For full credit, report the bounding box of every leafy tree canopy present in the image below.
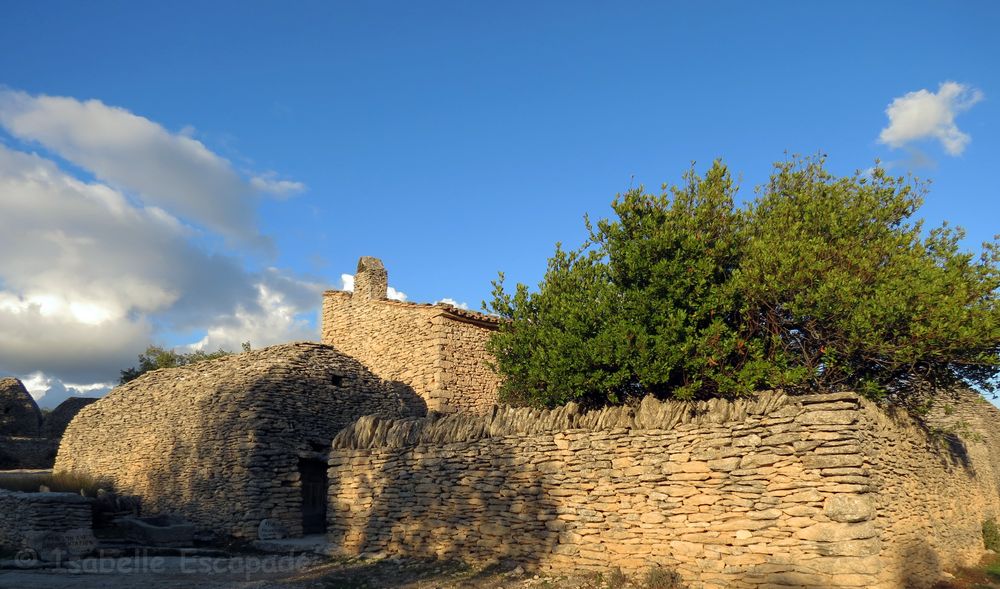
[486,156,1000,408]
[118,342,250,385]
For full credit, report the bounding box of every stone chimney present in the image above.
[353,256,388,301]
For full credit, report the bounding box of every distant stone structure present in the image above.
[0,377,41,437]
[322,256,501,414]
[41,397,100,439]
[55,342,426,538]
[0,378,91,469]
[327,390,1000,589]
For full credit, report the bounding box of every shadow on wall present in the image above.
[160,366,426,538]
[59,343,427,540]
[327,431,563,567]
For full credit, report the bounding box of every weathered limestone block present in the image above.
[824,495,874,523]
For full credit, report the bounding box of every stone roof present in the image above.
[0,377,41,437]
[323,289,501,325]
[69,341,425,420]
[333,390,794,450]
[41,397,99,439]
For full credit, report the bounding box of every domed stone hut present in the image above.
[41,397,99,439]
[0,377,41,437]
[55,342,426,538]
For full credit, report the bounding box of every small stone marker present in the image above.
[62,528,97,557]
[23,530,68,562]
[258,518,286,540]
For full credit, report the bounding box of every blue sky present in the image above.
[0,2,996,406]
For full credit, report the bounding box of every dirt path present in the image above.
[0,556,611,589]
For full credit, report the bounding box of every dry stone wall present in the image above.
[42,397,99,439]
[321,257,500,414]
[323,291,442,407]
[860,392,1000,588]
[437,315,500,413]
[0,437,59,470]
[55,342,426,539]
[0,379,93,469]
[327,391,1000,589]
[0,490,92,550]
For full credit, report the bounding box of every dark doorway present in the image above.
[299,458,328,535]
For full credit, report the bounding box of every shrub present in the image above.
[605,566,628,589]
[119,343,249,384]
[644,566,685,589]
[486,156,1000,408]
[984,518,1000,552]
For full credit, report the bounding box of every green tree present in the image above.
[118,342,250,385]
[486,156,1000,408]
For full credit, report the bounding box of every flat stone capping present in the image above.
[332,390,794,449]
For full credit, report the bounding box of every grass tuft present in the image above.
[0,471,112,497]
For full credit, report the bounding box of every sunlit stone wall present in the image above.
[55,342,426,539]
[321,256,500,414]
[327,391,1000,589]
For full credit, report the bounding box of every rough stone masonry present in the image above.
[55,342,427,538]
[326,390,1000,589]
[321,257,501,414]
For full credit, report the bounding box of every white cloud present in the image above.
[187,270,324,352]
[19,372,112,409]
[250,173,306,198]
[436,298,470,310]
[0,90,304,245]
[879,81,984,156]
[339,273,408,301]
[0,91,322,390]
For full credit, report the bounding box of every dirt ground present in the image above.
[931,553,1000,589]
[7,552,1000,589]
[0,555,640,589]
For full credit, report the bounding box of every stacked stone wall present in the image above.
[327,391,1000,589]
[437,316,500,413]
[55,342,426,539]
[0,490,92,549]
[0,436,59,470]
[323,292,442,407]
[321,290,500,414]
[42,397,100,439]
[860,393,1000,587]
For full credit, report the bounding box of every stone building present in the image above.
[41,397,100,439]
[0,377,41,437]
[322,256,501,414]
[55,342,426,538]
[0,377,60,469]
[0,381,97,469]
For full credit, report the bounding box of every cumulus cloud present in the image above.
[186,270,325,352]
[0,89,303,245]
[0,90,322,402]
[339,273,408,301]
[879,82,984,156]
[436,298,470,310]
[20,372,112,409]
